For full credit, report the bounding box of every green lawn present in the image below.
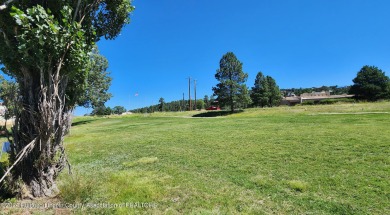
[4,102,390,214]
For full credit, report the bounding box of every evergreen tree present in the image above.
[266,76,282,107]
[212,52,250,112]
[349,65,390,101]
[158,97,165,112]
[250,72,269,107]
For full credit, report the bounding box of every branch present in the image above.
[72,0,81,22]
[78,0,101,25]
[0,137,37,184]
[0,0,16,11]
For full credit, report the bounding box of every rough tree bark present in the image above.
[9,60,72,198]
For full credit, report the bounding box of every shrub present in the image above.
[318,98,355,105]
[302,100,315,105]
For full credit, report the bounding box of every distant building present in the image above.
[0,102,6,117]
[281,91,354,106]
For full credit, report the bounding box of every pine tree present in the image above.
[250,72,269,107]
[349,65,390,101]
[212,52,250,112]
[266,76,282,107]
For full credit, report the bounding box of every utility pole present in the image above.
[188,77,191,111]
[194,79,197,110]
[182,93,185,112]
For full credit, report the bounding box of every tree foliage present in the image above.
[0,76,18,119]
[113,106,126,115]
[250,72,281,107]
[91,105,113,116]
[266,76,282,107]
[131,99,194,113]
[212,52,250,112]
[158,97,165,112]
[77,47,112,108]
[250,72,269,107]
[349,65,390,101]
[0,0,134,198]
[196,99,205,110]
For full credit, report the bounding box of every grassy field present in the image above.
[2,102,390,214]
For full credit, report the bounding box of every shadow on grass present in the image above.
[71,118,98,127]
[192,110,244,117]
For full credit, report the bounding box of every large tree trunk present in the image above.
[8,66,71,198]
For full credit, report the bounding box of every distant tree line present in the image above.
[129,97,215,113]
[113,62,390,114]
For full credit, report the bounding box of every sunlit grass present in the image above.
[4,102,390,214]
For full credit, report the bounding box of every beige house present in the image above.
[281,91,354,106]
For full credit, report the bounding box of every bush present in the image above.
[318,98,355,105]
[302,98,355,105]
[302,100,315,105]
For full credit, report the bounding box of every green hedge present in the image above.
[302,98,355,105]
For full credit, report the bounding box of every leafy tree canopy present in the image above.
[113,106,126,115]
[349,65,390,101]
[77,47,112,108]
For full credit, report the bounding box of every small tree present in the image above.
[158,97,165,112]
[113,106,126,115]
[196,99,205,110]
[349,65,390,101]
[212,52,250,112]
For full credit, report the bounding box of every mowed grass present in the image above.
[58,102,390,214]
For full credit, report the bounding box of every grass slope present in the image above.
[4,102,390,214]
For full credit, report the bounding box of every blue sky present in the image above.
[77,0,390,115]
